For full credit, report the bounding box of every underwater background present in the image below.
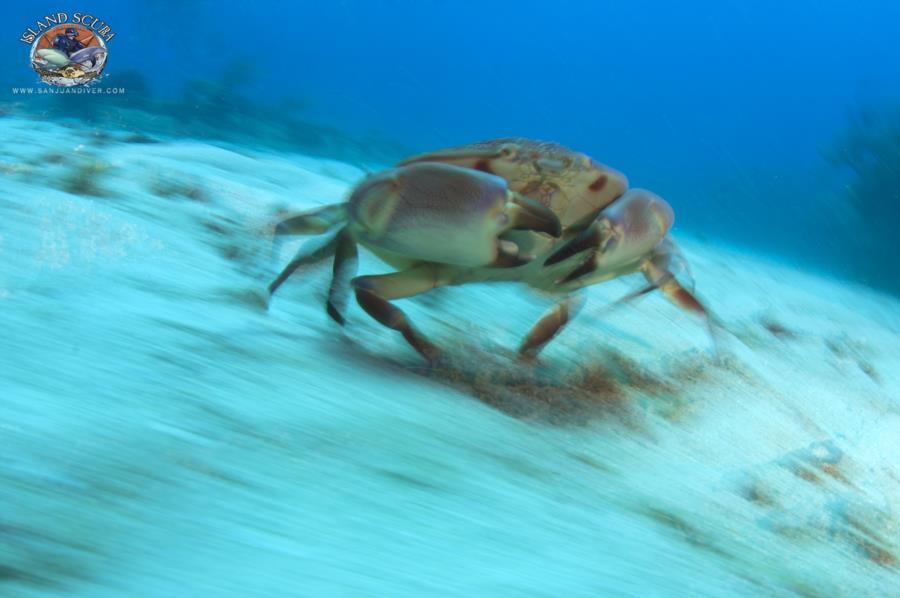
[3,1,900,596]
[7,0,900,290]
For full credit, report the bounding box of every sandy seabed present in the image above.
[2,115,899,596]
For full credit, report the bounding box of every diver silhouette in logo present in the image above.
[53,27,85,57]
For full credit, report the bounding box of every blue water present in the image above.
[9,0,900,283]
[3,1,900,596]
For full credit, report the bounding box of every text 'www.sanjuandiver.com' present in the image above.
[11,86,126,94]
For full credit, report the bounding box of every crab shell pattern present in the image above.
[399,137,629,229]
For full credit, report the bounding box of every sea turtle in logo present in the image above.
[30,23,108,87]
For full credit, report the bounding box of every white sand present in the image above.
[2,116,899,596]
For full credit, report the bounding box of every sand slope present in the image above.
[2,116,899,596]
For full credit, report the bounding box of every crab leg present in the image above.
[268,203,349,295]
[274,203,347,236]
[587,239,719,352]
[268,231,341,298]
[351,264,447,361]
[641,252,720,352]
[518,294,586,360]
[325,229,358,325]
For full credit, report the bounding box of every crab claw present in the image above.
[595,188,674,269]
[540,189,674,291]
[545,189,673,271]
[506,192,562,237]
[346,162,558,268]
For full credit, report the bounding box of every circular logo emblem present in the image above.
[30,23,108,87]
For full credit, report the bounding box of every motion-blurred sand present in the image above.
[2,116,899,596]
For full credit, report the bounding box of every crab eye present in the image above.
[499,144,516,158]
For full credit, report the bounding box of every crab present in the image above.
[267,138,713,361]
[268,161,563,360]
[397,138,713,354]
